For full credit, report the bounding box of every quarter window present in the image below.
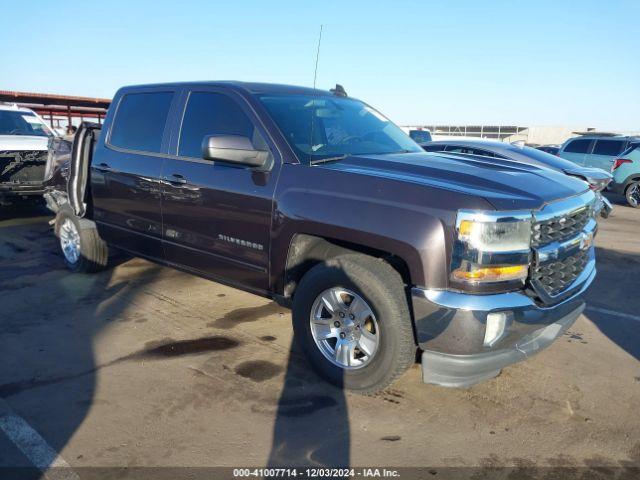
[563,139,591,154]
[592,139,626,156]
[179,92,267,159]
[109,92,173,153]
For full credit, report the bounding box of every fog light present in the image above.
[484,312,508,347]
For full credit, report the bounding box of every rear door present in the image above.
[587,138,627,171]
[160,87,281,292]
[559,138,593,165]
[91,88,177,260]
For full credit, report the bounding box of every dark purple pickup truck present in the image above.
[44,82,598,393]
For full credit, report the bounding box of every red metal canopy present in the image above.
[0,90,112,128]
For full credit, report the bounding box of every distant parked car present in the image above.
[610,143,640,208]
[408,129,432,143]
[536,145,560,155]
[421,139,613,217]
[558,134,639,172]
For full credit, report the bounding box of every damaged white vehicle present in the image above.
[0,103,58,206]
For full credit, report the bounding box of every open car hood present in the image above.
[0,135,49,151]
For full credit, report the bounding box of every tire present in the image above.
[292,253,416,393]
[55,206,109,273]
[625,181,640,208]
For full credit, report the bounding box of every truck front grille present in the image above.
[528,191,596,301]
[532,248,590,297]
[531,205,591,247]
[0,150,48,185]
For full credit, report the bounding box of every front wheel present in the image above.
[625,181,640,208]
[292,254,416,393]
[55,207,109,273]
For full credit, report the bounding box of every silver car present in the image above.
[421,139,613,217]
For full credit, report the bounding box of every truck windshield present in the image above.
[258,94,422,163]
[0,110,51,137]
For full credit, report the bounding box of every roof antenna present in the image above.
[308,25,323,160]
[313,25,323,89]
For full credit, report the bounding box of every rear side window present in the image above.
[592,139,626,156]
[621,144,640,158]
[179,92,264,159]
[409,130,432,143]
[563,139,591,154]
[109,92,173,153]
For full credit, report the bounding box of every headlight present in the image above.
[452,210,532,289]
[457,213,532,252]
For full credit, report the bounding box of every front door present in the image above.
[91,89,177,260]
[160,89,280,292]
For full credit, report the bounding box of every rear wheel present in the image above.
[292,254,416,393]
[625,181,640,208]
[55,207,108,273]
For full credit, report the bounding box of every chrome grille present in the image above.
[529,191,596,300]
[531,206,591,248]
[532,248,589,296]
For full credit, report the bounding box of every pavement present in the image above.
[0,196,638,479]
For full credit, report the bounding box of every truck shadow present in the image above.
[582,246,640,362]
[1,204,351,475]
[268,339,349,468]
[0,204,160,478]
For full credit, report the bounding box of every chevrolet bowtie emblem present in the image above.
[580,231,594,251]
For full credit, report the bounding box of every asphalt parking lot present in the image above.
[0,196,638,479]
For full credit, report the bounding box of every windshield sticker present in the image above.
[22,115,42,125]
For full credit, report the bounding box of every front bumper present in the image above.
[609,181,627,196]
[412,259,595,388]
[0,184,44,196]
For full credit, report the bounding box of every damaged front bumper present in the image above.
[412,261,595,388]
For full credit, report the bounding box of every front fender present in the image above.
[269,165,494,293]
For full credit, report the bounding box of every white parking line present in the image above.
[0,398,79,480]
[586,306,640,323]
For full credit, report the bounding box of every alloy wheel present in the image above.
[60,219,81,264]
[309,287,380,369]
[628,183,640,207]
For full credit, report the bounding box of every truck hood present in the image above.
[317,152,589,211]
[0,135,49,151]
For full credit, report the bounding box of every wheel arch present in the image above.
[279,233,415,300]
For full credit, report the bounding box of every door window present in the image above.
[109,92,174,153]
[179,92,267,159]
[592,139,626,156]
[563,139,591,154]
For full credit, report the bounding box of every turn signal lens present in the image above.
[452,264,528,282]
[458,219,474,237]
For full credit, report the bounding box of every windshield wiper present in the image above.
[309,155,349,165]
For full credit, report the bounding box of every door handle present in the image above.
[168,173,188,185]
[94,162,113,172]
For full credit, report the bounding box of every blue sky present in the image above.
[2,0,638,129]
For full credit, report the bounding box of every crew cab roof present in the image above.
[118,81,333,97]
